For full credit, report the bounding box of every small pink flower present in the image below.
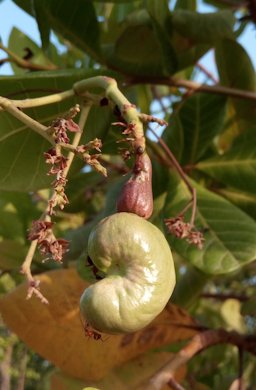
[47,188,69,215]
[165,215,205,249]
[44,148,58,164]
[66,119,80,133]
[49,239,69,262]
[52,175,68,188]
[28,220,54,241]
[187,230,205,250]
[165,216,191,239]
[87,138,102,152]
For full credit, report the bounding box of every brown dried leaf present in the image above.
[0,268,197,381]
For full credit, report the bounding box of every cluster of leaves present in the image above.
[0,0,256,388]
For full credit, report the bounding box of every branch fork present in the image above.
[0,75,202,302]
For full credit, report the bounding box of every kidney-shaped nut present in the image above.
[80,212,176,334]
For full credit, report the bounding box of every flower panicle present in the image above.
[48,104,81,144]
[28,220,69,263]
[76,138,107,177]
[164,215,205,250]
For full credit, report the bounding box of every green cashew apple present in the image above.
[80,212,175,334]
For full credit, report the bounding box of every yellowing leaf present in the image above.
[220,299,246,333]
[0,268,197,381]
[50,351,186,390]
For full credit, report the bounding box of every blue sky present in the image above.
[0,0,255,77]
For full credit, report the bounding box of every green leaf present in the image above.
[175,41,209,72]
[216,38,256,91]
[0,120,51,192]
[174,0,196,11]
[196,131,256,194]
[162,93,227,164]
[216,188,256,220]
[147,0,178,75]
[96,0,142,33]
[8,27,56,74]
[44,0,101,61]
[0,240,26,271]
[215,39,256,125]
[172,10,235,44]
[101,8,235,76]
[0,207,24,241]
[0,69,116,192]
[93,0,140,2]
[12,0,33,14]
[163,173,256,274]
[204,0,243,8]
[104,23,169,77]
[172,265,210,308]
[65,171,106,214]
[135,85,153,114]
[220,299,246,333]
[0,191,40,233]
[161,112,184,162]
[66,218,98,263]
[32,0,51,51]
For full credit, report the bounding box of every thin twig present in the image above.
[0,332,14,390]
[211,0,246,8]
[64,103,92,174]
[201,292,250,302]
[196,63,219,84]
[148,126,196,226]
[16,346,28,390]
[20,239,49,304]
[0,97,54,144]
[168,377,185,390]
[151,85,170,115]
[10,90,75,109]
[20,240,40,283]
[126,76,256,101]
[238,347,244,390]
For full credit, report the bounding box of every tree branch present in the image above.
[126,77,256,101]
[138,329,256,390]
[196,62,219,84]
[0,97,54,144]
[10,89,75,109]
[201,292,250,302]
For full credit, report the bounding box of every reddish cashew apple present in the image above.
[80,212,176,334]
[117,152,153,219]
